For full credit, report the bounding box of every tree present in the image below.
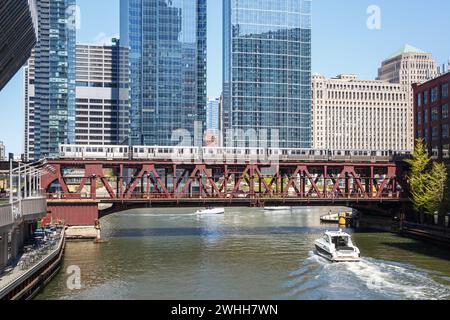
[405,139,448,215]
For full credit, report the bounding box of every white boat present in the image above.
[314,229,361,263]
[264,206,291,211]
[196,208,225,215]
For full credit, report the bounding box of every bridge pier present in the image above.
[0,232,8,272]
[46,202,99,226]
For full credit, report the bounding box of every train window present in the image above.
[87,148,92,152]
[67,147,72,152]
[140,148,144,153]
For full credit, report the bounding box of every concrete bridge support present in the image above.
[11,224,24,260]
[0,232,9,272]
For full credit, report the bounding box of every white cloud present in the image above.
[92,32,119,45]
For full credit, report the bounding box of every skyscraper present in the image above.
[223,0,312,148]
[0,0,38,91]
[74,41,130,146]
[26,41,130,160]
[377,44,438,151]
[32,0,77,159]
[120,0,207,146]
[206,98,220,132]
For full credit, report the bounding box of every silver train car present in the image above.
[59,145,410,163]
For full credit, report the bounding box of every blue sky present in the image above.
[1,0,450,155]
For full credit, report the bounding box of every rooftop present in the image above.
[389,44,427,59]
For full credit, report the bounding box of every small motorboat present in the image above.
[264,206,291,211]
[314,229,361,263]
[320,212,339,223]
[196,207,225,215]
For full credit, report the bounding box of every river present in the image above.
[36,207,450,300]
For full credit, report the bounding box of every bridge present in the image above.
[41,159,409,226]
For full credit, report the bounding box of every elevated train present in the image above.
[59,144,410,163]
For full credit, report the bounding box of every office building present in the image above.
[0,142,5,161]
[223,0,312,148]
[120,0,207,146]
[312,74,409,151]
[0,0,38,90]
[32,0,77,159]
[414,72,450,160]
[377,44,438,150]
[26,41,130,160]
[75,41,129,145]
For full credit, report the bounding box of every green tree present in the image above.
[405,139,448,215]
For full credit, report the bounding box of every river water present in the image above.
[37,207,450,300]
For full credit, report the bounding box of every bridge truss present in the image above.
[42,160,407,204]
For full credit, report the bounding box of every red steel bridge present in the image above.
[41,159,409,226]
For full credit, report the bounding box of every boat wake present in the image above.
[280,251,450,300]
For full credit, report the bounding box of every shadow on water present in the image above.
[381,240,450,262]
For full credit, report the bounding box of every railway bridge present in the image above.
[40,158,410,226]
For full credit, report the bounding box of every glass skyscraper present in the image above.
[121,0,207,146]
[33,0,76,159]
[223,0,312,148]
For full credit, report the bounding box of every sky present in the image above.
[1,0,450,155]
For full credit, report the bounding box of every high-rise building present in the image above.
[0,0,38,91]
[414,73,450,161]
[74,41,129,145]
[26,41,130,160]
[24,56,36,161]
[0,141,5,161]
[205,97,221,146]
[377,44,438,151]
[223,0,312,148]
[120,0,207,146]
[32,0,77,159]
[312,74,409,151]
[206,98,220,132]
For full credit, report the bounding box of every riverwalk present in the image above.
[0,227,65,300]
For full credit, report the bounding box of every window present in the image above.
[443,125,450,139]
[424,110,429,123]
[424,91,429,105]
[432,127,439,140]
[443,83,449,98]
[431,87,439,102]
[417,112,422,124]
[432,108,439,121]
[418,93,423,107]
[443,104,449,119]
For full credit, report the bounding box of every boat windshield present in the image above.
[332,236,350,249]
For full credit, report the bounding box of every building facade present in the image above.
[312,74,409,151]
[414,72,450,160]
[32,0,77,159]
[120,0,207,146]
[0,142,5,161]
[0,0,38,91]
[74,42,129,146]
[377,44,438,151]
[223,0,312,148]
[26,41,130,160]
[206,98,220,132]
